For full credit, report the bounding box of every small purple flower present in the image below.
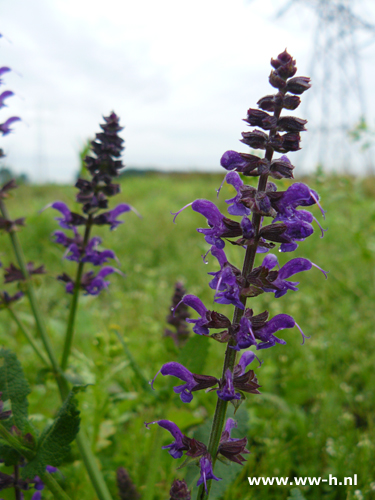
[175,295,210,335]
[233,316,257,350]
[47,202,86,229]
[145,420,189,459]
[92,203,136,230]
[255,313,307,349]
[151,362,198,403]
[150,361,219,403]
[259,254,328,297]
[172,199,242,249]
[196,455,221,492]
[0,116,20,136]
[217,368,241,401]
[207,247,244,310]
[0,90,14,109]
[83,266,118,295]
[225,172,250,216]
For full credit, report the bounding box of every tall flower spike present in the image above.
[154,50,325,497]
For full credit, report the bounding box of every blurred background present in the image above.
[2,0,375,183]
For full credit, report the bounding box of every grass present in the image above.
[0,171,375,500]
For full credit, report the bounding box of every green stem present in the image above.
[41,473,72,500]
[7,307,49,366]
[60,217,92,371]
[1,200,113,500]
[197,96,286,500]
[0,199,62,390]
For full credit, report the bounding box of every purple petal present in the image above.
[223,418,237,436]
[110,203,132,218]
[210,246,228,268]
[192,199,223,226]
[197,455,221,492]
[181,295,207,317]
[145,419,186,459]
[261,254,278,270]
[278,257,312,279]
[237,351,256,375]
[259,314,295,336]
[220,150,245,170]
[0,67,11,78]
[217,369,241,401]
[0,90,14,108]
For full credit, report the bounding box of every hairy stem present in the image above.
[60,217,92,371]
[7,307,49,366]
[14,464,21,500]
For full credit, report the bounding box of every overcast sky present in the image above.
[1,0,375,183]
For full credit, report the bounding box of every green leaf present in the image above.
[21,386,84,479]
[0,443,21,466]
[177,334,209,374]
[0,348,31,432]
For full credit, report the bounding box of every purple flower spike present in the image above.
[0,90,14,109]
[225,171,250,216]
[145,420,188,459]
[217,369,241,401]
[197,455,221,492]
[0,116,20,136]
[151,362,198,403]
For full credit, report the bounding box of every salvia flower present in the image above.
[152,50,325,493]
[217,418,250,465]
[169,479,191,500]
[116,467,140,500]
[164,282,191,347]
[145,420,221,491]
[45,113,138,296]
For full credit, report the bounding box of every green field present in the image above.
[0,172,374,500]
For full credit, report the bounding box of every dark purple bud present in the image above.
[285,76,311,95]
[259,222,289,243]
[277,116,307,133]
[257,94,277,112]
[270,50,297,79]
[270,132,301,153]
[165,282,191,347]
[0,290,24,307]
[169,479,191,500]
[4,262,45,283]
[241,130,268,149]
[0,179,17,199]
[269,71,287,90]
[196,454,221,492]
[245,109,278,130]
[270,156,294,179]
[117,467,140,500]
[283,95,301,110]
[0,117,20,136]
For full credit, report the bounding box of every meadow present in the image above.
[0,171,374,500]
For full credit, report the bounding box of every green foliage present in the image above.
[0,348,31,432]
[1,173,375,499]
[22,386,84,479]
[177,334,210,374]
